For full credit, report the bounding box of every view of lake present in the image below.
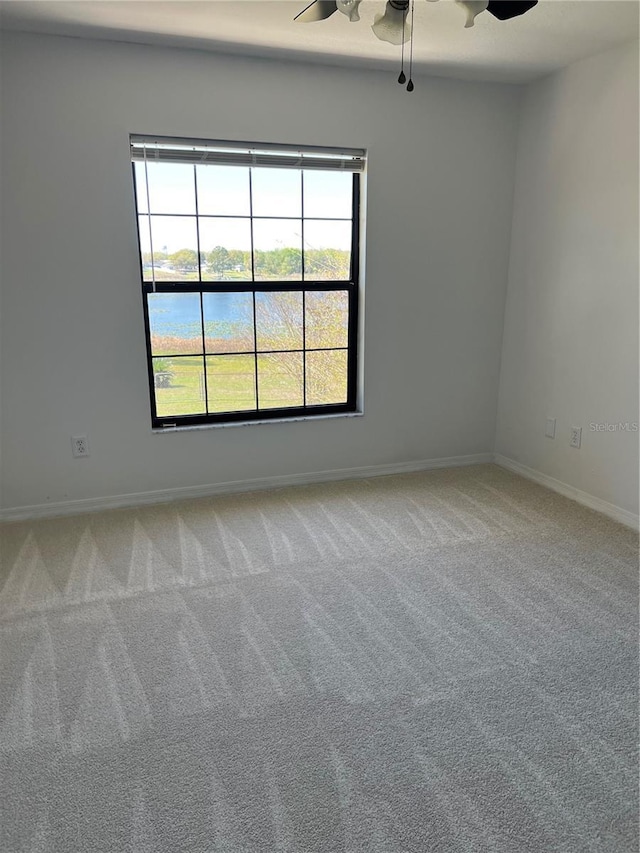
[149,292,245,340]
[148,289,349,365]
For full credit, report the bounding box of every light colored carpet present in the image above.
[0,464,637,852]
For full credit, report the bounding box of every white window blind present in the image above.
[130,135,366,173]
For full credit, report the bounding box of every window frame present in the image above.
[131,138,362,429]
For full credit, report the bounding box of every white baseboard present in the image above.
[494,453,639,531]
[0,453,493,522]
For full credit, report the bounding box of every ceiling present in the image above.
[0,0,638,83]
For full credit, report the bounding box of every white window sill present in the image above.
[152,410,364,433]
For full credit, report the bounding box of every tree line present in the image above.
[143,246,350,279]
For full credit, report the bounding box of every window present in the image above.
[131,135,364,428]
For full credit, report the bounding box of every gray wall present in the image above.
[0,33,519,512]
[496,41,639,516]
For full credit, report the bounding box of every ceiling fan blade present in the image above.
[294,1,339,23]
[486,1,538,21]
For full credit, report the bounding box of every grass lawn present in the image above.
[154,354,305,417]
[154,350,347,417]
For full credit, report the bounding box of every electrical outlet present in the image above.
[71,435,90,458]
[545,417,556,439]
[569,427,582,449]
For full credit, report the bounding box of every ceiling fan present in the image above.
[294,0,539,91]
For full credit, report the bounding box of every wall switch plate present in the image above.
[545,417,556,438]
[71,435,90,457]
[569,426,582,449]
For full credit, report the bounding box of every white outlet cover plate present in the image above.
[71,435,90,457]
[570,427,582,449]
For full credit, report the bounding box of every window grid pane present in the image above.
[206,354,256,413]
[153,356,206,417]
[305,349,348,406]
[257,353,304,410]
[149,292,203,355]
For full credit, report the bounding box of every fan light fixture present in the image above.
[295,0,539,91]
[372,0,411,45]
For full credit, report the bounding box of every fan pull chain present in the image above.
[406,0,415,91]
[398,7,406,84]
